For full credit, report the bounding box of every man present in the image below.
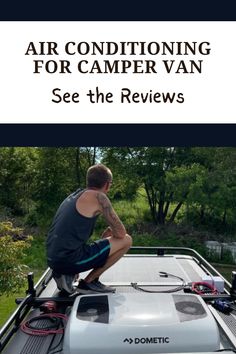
[46,164,132,294]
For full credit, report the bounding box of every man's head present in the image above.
[86,164,113,191]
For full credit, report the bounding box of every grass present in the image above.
[0,292,22,327]
[95,192,150,234]
[0,270,44,328]
[23,235,47,270]
[213,264,236,282]
[0,270,42,327]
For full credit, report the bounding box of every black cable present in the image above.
[48,349,63,354]
[26,316,60,330]
[159,271,185,283]
[48,332,64,354]
[131,282,185,293]
[131,271,186,293]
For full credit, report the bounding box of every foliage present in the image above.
[102,147,204,225]
[184,148,236,233]
[1,146,236,234]
[0,147,37,215]
[0,221,29,241]
[91,191,149,237]
[102,147,236,231]
[32,147,98,227]
[23,235,47,270]
[0,221,32,296]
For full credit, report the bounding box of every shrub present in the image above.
[0,221,32,295]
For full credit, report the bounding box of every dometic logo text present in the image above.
[123,337,170,345]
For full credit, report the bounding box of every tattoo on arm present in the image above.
[96,193,126,238]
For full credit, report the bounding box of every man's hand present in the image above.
[101,226,113,239]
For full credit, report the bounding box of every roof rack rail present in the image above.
[130,246,232,292]
[0,268,52,352]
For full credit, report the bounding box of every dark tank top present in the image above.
[46,189,98,266]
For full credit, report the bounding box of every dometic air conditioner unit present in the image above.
[64,293,220,354]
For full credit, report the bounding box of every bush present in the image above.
[0,221,32,295]
[0,221,30,241]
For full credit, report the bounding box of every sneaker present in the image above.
[77,279,116,294]
[52,271,62,290]
[95,279,116,293]
[52,271,76,294]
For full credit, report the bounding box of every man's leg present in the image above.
[84,234,132,283]
[52,271,77,294]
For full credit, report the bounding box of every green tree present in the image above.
[0,147,38,215]
[186,148,236,231]
[32,147,98,225]
[103,147,199,224]
[102,147,139,200]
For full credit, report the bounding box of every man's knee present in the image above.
[109,234,132,255]
[124,234,132,249]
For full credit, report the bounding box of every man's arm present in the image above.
[96,192,126,239]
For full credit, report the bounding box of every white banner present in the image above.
[0,21,235,123]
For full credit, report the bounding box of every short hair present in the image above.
[86,164,112,188]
